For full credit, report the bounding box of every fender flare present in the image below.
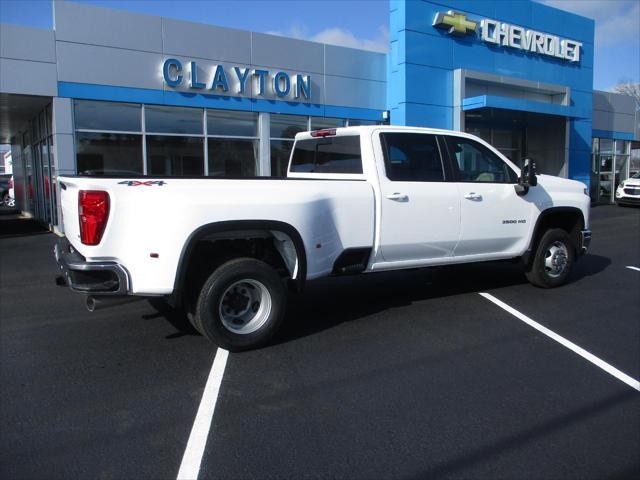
[523,206,585,263]
[171,220,307,307]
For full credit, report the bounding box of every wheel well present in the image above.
[529,208,584,260]
[172,221,306,311]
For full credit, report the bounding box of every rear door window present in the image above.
[290,136,362,174]
[380,132,446,182]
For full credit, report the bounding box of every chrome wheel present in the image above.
[218,279,272,335]
[544,241,568,278]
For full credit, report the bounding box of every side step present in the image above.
[331,248,372,275]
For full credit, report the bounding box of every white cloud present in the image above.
[540,0,640,47]
[266,24,389,53]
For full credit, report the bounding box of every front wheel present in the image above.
[194,258,287,351]
[525,228,575,288]
[3,193,14,207]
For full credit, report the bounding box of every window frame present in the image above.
[290,135,363,175]
[379,132,453,183]
[441,134,519,184]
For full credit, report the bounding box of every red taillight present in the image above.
[310,128,337,137]
[9,177,13,189]
[79,190,110,245]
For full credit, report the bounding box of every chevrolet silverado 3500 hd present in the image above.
[55,126,591,351]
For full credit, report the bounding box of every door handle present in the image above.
[386,192,409,202]
[464,192,483,201]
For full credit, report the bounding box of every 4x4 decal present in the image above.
[118,180,167,187]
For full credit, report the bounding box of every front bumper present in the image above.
[580,229,591,254]
[54,238,130,295]
[615,196,640,206]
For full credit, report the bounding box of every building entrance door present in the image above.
[592,138,631,203]
[465,126,523,165]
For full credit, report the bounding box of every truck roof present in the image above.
[294,125,477,141]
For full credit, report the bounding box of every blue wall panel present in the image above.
[404,30,454,70]
[404,65,452,106]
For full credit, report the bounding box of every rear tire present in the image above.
[525,228,575,288]
[195,258,286,351]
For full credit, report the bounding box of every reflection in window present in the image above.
[270,140,294,177]
[74,100,141,132]
[445,137,517,183]
[347,119,377,126]
[76,132,143,175]
[145,105,203,135]
[310,117,346,130]
[207,110,258,137]
[208,138,258,177]
[270,114,308,139]
[206,109,259,177]
[147,136,204,176]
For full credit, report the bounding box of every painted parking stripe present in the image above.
[177,348,229,480]
[479,292,640,392]
[625,266,640,272]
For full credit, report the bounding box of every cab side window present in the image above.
[381,133,446,182]
[445,136,518,183]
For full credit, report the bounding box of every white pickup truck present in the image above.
[55,126,591,350]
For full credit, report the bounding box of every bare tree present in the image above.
[612,78,640,103]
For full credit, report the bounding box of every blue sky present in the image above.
[0,0,637,90]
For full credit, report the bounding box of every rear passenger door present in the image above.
[442,135,533,257]
[376,132,461,263]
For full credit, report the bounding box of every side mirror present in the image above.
[515,158,537,196]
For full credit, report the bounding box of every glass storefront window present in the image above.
[208,138,258,177]
[270,139,294,177]
[270,114,308,139]
[145,105,203,135]
[76,132,143,175]
[599,138,614,154]
[310,117,346,130]
[207,110,258,137]
[347,119,377,126]
[74,100,141,132]
[147,135,204,176]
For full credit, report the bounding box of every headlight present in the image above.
[618,182,625,189]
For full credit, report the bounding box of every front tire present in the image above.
[195,258,286,351]
[525,228,575,288]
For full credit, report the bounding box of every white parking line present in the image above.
[479,292,640,392]
[177,348,229,480]
[625,266,640,272]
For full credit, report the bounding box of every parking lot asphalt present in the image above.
[1,205,639,479]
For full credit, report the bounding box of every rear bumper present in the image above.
[580,229,591,254]
[54,238,130,295]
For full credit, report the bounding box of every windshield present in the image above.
[632,171,640,179]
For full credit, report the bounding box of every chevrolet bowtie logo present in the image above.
[433,11,477,36]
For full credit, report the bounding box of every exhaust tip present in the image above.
[86,296,97,312]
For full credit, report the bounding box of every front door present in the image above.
[375,131,460,264]
[442,135,533,257]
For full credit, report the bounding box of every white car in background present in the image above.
[8,176,15,207]
[616,172,640,206]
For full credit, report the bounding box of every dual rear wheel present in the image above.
[193,258,287,352]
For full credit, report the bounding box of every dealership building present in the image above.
[1,0,638,231]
